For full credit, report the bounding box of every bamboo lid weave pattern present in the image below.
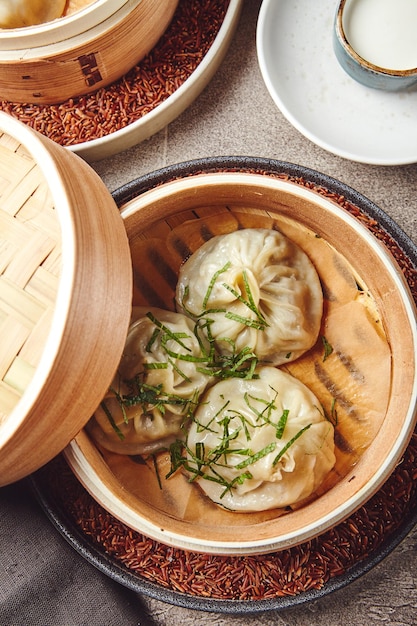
[0,132,60,422]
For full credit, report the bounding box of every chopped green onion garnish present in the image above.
[272,424,312,466]
[321,335,333,361]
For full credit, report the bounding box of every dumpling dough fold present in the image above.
[88,307,213,455]
[176,228,323,365]
[185,366,335,511]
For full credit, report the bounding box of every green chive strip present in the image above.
[224,311,266,330]
[146,311,192,353]
[100,400,125,441]
[220,470,254,499]
[145,327,160,352]
[272,424,312,466]
[331,398,338,426]
[143,362,169,370]
[235,442,276,469]
[202,262,231,309]
[321,335,334,361]
[275,409,289,439]
[243,391,278,427]
[152,454,163,490]
[160,335,208,363]
[221,271,269,328]
[109,386,129,424]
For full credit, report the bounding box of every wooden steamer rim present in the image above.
[0,0,179,104]
[65,172,417,555]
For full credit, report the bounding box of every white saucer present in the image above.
[256,0,417,165]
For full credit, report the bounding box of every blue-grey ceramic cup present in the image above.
[333,0,417,92]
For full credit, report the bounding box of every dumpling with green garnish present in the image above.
[87,307,214,456]
[182,366,336,512]
[176,228,323,366]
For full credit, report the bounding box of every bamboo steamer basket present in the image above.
[64,168,417,555]
[0,111,132,486]
[0,0,179,104]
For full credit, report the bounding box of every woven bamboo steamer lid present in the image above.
[0,111,132,486]
[0,0,179,104]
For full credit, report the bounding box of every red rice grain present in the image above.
[0,0,229,146]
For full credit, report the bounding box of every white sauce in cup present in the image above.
[342,0,417,70]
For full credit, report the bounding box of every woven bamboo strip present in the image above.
[0,161,33,202]
[16,183,59,237]
[1,163,42,216]
[40,246,62,276]
[0,276,47,328]
[3,356,35,395]
[0,132,20,153]
[0,315,29,378]
[0,237,16,274]
[18,300,55,366]
[0,130,60,412]
[0,381,20,422]
[25,266,60,307]
[0,210,37,247]
[4,230,55,287]
[0,132,31,153]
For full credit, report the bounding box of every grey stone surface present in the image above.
[1,2,417,625]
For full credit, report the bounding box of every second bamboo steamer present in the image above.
[0,0,179,104]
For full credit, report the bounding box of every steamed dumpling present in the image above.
[88,307,213,455]
[0,0,66,28]
[184,367,335,512]
[176,229,323,366]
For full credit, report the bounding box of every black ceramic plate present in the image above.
[30,157,417,614]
